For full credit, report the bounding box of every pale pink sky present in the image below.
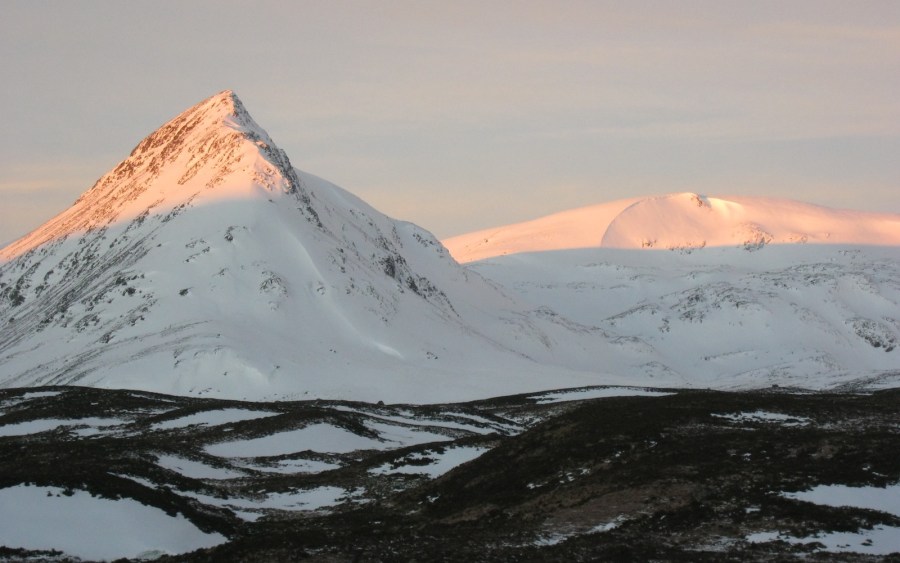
[1,1,898,245]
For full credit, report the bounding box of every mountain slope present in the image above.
[468,244,900,391]
[3,93,898,401]
[444,192,900,263]
[445,193,900,392]
[0,91,642,402]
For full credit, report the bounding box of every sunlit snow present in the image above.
[444,192,900,262]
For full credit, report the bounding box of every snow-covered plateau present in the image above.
[1,91,898,403]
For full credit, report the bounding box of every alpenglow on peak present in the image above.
[1,90,313,260]
[0,90,623,402]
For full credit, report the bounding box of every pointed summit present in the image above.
[1,90,311,259]
[0,91,620,402]
[126,89,275,161]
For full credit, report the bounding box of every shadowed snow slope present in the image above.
[0,91,649,402]
[444,192,900,263]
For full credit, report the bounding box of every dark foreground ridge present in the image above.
[1,386,899,562]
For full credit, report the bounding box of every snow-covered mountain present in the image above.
[466,244,900,390]
[0,91,637,402]
[444,192,900,263]
[2,92,898,402]
[444,195,900,391]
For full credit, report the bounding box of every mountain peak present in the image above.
[186,88,240,116]
[169,89,254,128]
[205,88,239,107]
[1,93,610,402]
[133,89,266,150]
[1,90,311,259]
[123,89,271,170]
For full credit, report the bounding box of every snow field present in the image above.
[0,485,226,561]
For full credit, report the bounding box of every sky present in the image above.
[1,1,899,245]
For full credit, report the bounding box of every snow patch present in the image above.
[205,423,386,457]
[19,390,63,400]
[152,408,278,430]
[177,486,358,522]
[529,387,672,404]
[748,482,900,555]
[533,517,625,547]
[370,446,490,477]
[364,420,453,447]
[0,485,226,561]
[0,417,126,437]
[711,410,811,426]
[156,454,245,480]
[785,482,900,517]
[236,457,341,475]
[747,526,900,556]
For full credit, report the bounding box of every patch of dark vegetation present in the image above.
[0,386,899,561]
[0,546,74,563]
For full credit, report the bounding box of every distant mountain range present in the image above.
[1,91,898,401]
[443,192,900,263]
